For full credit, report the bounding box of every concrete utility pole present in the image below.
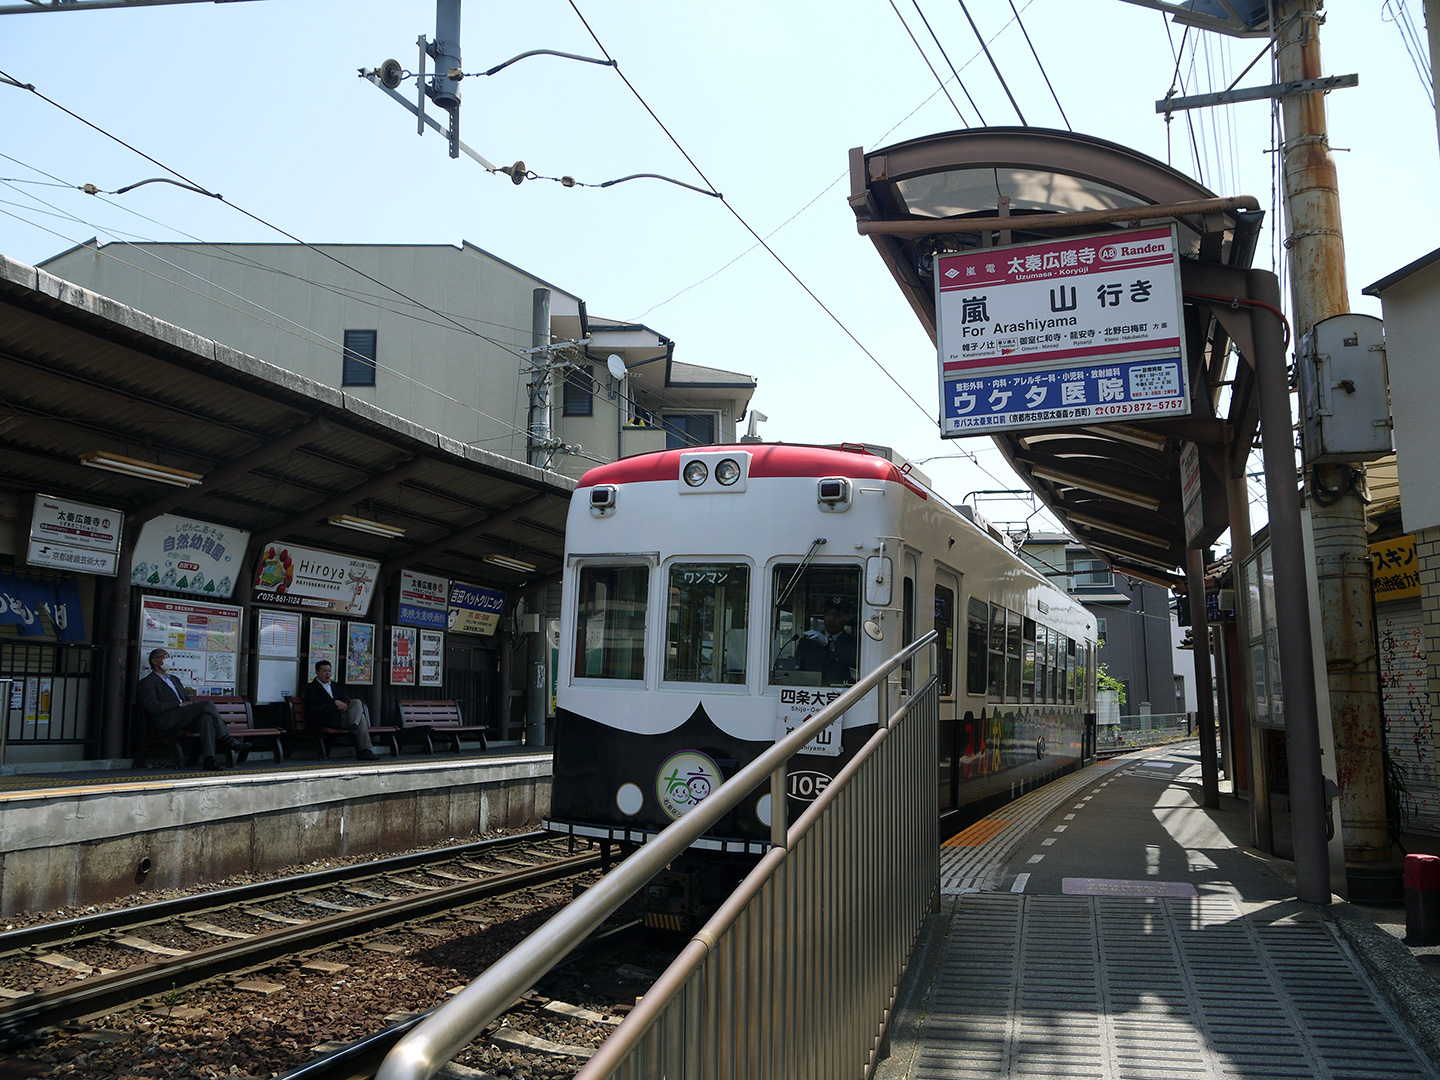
[1276,0,1390,868]
[528,288,553,470]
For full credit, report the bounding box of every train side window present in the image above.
[1068,638,1077,704]
[901,574,915,693]
[933,583,955,698]
[664,562,750,684]
[1035,625,1048,705]
[573,564,649,680]
[769,564,861,687]
[1005,610,1022,702]
[1054,630,1065,705]
[988,604,1006,700]
[1021,617,1037,703]
[966,598,988,696]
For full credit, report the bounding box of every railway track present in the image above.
[0,833,604,1051]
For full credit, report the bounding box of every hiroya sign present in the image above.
[252,542,379,616]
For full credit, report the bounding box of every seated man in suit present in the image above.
[136,648,250,771]
[303,660,378,761]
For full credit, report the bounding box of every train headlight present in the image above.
[683,460,709,487]
[714,458,741,486]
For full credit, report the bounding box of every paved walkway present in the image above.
[878,744,1440,1080]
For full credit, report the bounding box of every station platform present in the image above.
[879,743,1440,1080]
[0,748,552,916]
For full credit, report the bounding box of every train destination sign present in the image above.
[936,225,1188,435]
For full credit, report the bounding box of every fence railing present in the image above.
[0,642,102,752]
[377,632,940,1080]
[1100,711,1194,750]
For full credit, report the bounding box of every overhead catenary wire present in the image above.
[955,0,1026,124]
[628,0,1040,325]
[887,0,971,124]
[1005,0,1069,130]
[903,0,984,124]
[565,0,936,429]
[0,142,722,460]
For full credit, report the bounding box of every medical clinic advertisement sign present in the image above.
[397,569,449,630]
[448,580,505,636]
[935,225,1188,435]
[252,542,378,616]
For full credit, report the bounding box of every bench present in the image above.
[131,695,283,769]
[205,696,286,765]
[397,699,488,754]
[284,695,400,759]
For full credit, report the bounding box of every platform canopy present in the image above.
[0,254,574,597]
[850,128,1266,587]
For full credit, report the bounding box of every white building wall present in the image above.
[1375,264,1440,533]
[41,241,567,464]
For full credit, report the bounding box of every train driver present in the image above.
[797,594,858,686]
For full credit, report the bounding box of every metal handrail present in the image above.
[376,631,939,1080]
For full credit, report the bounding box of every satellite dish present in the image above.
[606,354,627,380]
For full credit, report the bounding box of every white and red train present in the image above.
[544,442,1097,881]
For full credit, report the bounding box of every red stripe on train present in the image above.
[576,444,928,499]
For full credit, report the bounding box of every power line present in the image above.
[626,0,1040,327]
[566,0,937,428]
[886,0,971,123]
[1006,0,1069,130]
[955,0,1026,124]
[903,0,984,124]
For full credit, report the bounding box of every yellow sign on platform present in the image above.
[1370,534,1420,601]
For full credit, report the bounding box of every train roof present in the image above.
[576,443,927,494]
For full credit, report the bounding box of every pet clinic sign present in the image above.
[936,225,1188,435]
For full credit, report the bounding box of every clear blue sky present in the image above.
[1,0,1433,536]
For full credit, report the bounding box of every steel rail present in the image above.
[0,850,601,1048]
[0,830,553,957]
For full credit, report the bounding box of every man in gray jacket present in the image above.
[136,648,249,770]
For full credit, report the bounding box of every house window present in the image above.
[662,412,716,450]
[1070,557,1112,591]
[563,364,594,416]
[342,329,377,387]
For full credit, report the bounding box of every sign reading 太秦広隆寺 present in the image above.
[447,580,505,636]
[131,514,250,598]
[1371,534,1420,601]
[26,494,124,576]
[398,568,450,630]
[252,542,379,616]
[936,225,1188,435]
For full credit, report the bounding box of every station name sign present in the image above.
[936,225,1189,435]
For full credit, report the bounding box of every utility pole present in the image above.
[528,288,553,469]
[1277,0,1390,870]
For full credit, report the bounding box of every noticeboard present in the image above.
[935,225,1188,435]
[138,595,241,696]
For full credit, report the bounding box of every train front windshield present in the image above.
[769,564,861,688]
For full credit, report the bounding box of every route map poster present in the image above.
[138,596,241,696]
[935,225,1188,434]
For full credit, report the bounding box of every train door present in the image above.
[900,552,918,693]
[935,568,960,814]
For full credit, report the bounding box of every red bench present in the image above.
[131,695,283,768]
[397,699,488,753]
[285,695,400,759]
[206,695,285,765]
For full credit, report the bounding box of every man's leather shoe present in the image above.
[202,757,222,771]
[357,748,379,761]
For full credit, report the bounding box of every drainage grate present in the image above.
[913,894,1438,1079]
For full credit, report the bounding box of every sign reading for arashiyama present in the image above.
[935,225,1188,434]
